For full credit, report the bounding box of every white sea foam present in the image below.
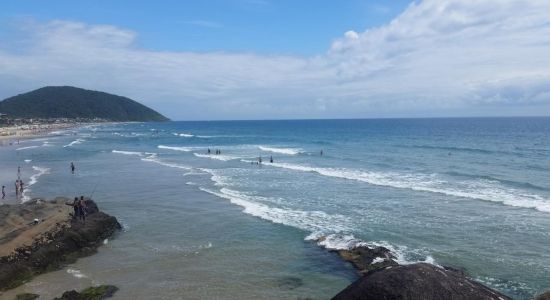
[200,168,435,266]
[63,138,85,147]
[199,168,231,186]
[194,153,238,161]
[304,233,367,250]
[173,132,194,137]
[268,162,550,213]
[67,268,87,279]
[259,146,302,155]
[112,150,144,156]
[158,145,192,152]
[372,257,385,264]
[200,187,351,234]
[16,145,40,151]
[21,166,50,202]
[24,159,32,163]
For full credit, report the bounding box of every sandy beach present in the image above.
[0,123,80,145]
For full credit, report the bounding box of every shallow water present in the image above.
[1,118,550,299]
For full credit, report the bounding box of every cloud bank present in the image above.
[1,0,550,120]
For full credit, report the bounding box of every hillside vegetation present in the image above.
[0,86,169,122]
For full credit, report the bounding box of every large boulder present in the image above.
[332,263,510,300]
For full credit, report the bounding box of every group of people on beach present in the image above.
[66,196,88,221]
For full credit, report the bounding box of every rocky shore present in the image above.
[0,198,121,292]
[312,236,513,300]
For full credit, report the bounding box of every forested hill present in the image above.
[0,86,169,121]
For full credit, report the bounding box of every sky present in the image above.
[1,0,549,120]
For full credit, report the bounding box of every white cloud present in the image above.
[1,0,550,120]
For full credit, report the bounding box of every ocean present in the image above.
[1,118,549,299]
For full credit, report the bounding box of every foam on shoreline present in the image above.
[21,166,50,202]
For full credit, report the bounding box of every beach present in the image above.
[0,123,79,145]
[0,118,549,299]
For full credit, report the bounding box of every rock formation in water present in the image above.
[0,199,121,291]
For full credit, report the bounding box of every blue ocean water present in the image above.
[1,118,550,299]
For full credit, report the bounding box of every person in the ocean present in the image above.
[270,156,273,163]
[70,162,75,174]
[320,150,323,156]
[1,186,5,199]
[259,156,262,164]
[208,148,211,154]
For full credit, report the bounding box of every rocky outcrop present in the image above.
[337,245,398,274]
[332,263,511,300]
[535,291,550,300]
[0,200,120,291]
[54,285,119,300]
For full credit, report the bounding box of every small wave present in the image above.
[199,168,232,186]
[141,155,191,170]
[259,146,302,155]
[445,171,550,192]
[158,145,192,152]
[173,132,194,137]
[407,144,495,155]
[112,150,144,156]
[202,185,435,266]
[305,233,436,265]
[200,187,351,233]
[63,138,85,148]
[24,159,32,163]
[268,162,550,213]
[22,166,50,202]
[194,153,238,161]
[16,145,40,151]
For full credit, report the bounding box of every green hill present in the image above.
[0,86,169,121]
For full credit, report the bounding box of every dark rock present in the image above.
[15,293,40,300]
[535,291,550,300]
[337,245,398,274]
[0,200,121,291]
[332,263,511,300]
[54,285,119,300]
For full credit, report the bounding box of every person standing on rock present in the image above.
[1,185,5,199]
[66,197,80,220]
[79,196,87,221]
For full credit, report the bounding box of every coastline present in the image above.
[0,198,121,296]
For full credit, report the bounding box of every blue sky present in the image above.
[1,0,550,120]
[1,0,411,55]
